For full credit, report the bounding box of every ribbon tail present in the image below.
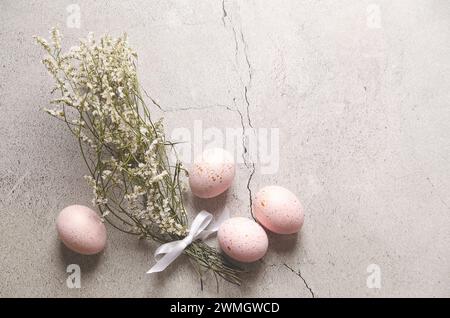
[147,248,184,273]
[147,241,186,273]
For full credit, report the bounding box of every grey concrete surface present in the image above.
[1,0,450,297]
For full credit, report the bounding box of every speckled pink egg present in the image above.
[218,217,268,263]
[56,205,107,255]
[189,148,235,198]
[253,185,304,234]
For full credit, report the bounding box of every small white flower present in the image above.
[101,170,112,180]
[117,87,124,98]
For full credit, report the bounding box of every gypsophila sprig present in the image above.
[36,28,241,286]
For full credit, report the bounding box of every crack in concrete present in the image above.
[221,0,228,27]
[238,30,254,128]
[243,86,253,128]
[234,100,249,167]
[246,162,256,218]
[283,263,315,298]
[221,1,239,67]
[143,87,236,113]
[233,98,256,219]
[221,1,256,220]
[220,1,253,127]
[158,104,235,113]
[240,30,253,81]
[238,32,256,217]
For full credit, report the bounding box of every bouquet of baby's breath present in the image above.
[35,28,241,286]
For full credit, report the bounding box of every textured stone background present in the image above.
[1,0,450,297]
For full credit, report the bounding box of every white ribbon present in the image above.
[147,209,229,274]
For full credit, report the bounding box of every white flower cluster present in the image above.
[36,28,187,238]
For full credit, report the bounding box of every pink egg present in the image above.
[56,205,107,255]
[189,148,235,198]
[253,185,304,234]
[218,217,268,263]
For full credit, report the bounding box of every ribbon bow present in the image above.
[147,209,229,274]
